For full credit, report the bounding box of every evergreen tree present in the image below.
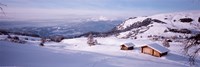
[162,39,170,48]
[87,34,95,46]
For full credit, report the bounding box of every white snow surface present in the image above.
[122,43,135,47]
[143,43,169,53]
[1,35,200,67]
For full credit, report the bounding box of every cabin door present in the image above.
[153,50,160,57]
[143,47,153,55]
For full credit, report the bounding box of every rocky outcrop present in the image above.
[167,28,191,34]
[179,18,193,23]
[152,19,166,24]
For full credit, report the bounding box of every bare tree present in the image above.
[0,2,6,15]
[184,34,200,66]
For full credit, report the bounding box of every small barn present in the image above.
[120,43,135,50]
[141,43,169,57]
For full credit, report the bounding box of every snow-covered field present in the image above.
[1,35,199,67]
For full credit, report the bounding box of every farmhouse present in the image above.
[121,43,135,50]
[141,43,169,57]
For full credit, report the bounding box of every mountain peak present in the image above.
[115,11,200,39]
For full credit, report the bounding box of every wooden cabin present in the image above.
[121,43,135,50]
[141,43,169,57]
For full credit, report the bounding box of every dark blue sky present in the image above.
[0,0,200,22]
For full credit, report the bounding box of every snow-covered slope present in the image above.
[115,11,200,38]
[1,35,199,67]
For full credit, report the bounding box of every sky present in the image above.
[0,0,200,23]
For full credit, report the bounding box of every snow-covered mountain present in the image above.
[114,11,200,38]
[85,16,117,21]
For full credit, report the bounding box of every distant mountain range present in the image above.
[1,11,200,39]
[0,19,122,37]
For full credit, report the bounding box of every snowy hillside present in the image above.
[1,35,199,67]
[115,11,200,38]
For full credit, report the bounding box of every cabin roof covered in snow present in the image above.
[143,43,169,53]
[122,43,135,47]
